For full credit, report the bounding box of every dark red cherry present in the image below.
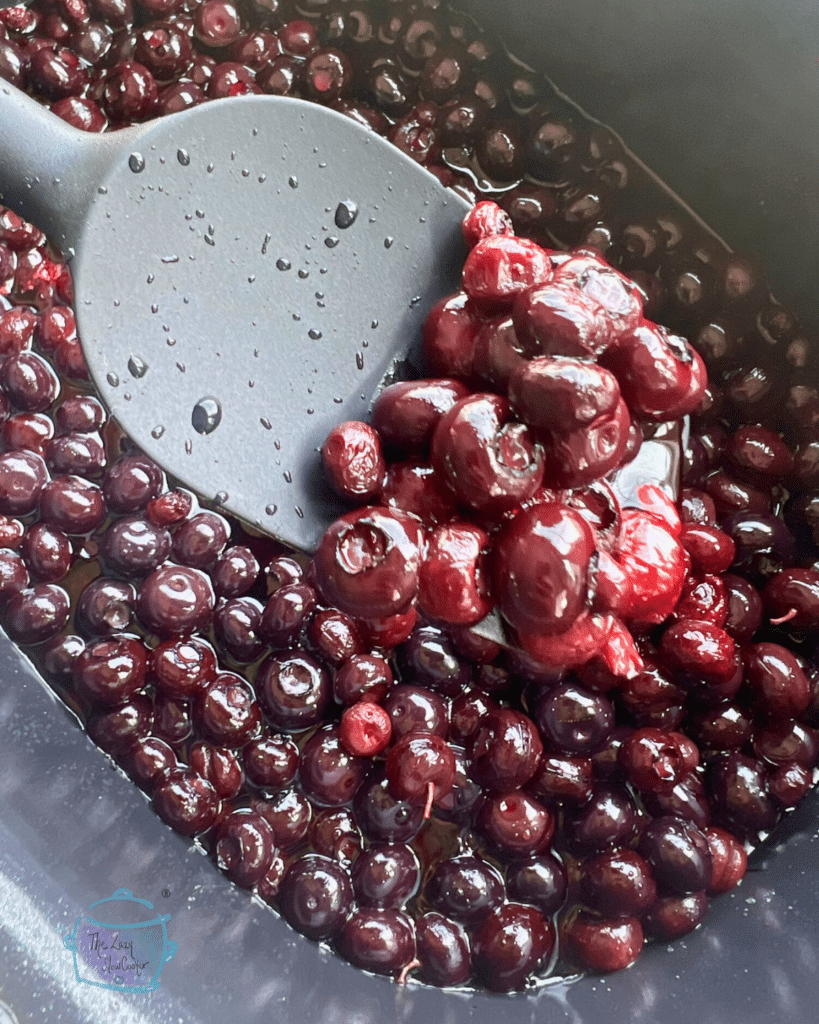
[385,732,456,811]
[421,290,483,380]
[336,907,415,977]
[321,420,385,502]
[214,809,276,889]
[472,903,554,992]
[430,392,544,516]
[461,235,552,310]
[417,520,492,627]
[312,506,423,620]
[562,913,643,973]
[153,769,218,836]
[255,650,330,732]
[601,320,707,420]
[508,355,620,433]
[3,583,70,645]
[493,502,595,636]
[136,564,214,636]
[467,707,542,790]
[278,855,353,941]
[298,725,368,807]
[512,281,608,358]
[744,642,811,718]
[371,378,469,455]
[415,913,471,987]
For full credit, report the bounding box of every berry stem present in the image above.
[397,958,420,986]
[770,607,798,625]
[423,781,435,819]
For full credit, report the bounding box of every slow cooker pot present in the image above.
[1,1,819,1022]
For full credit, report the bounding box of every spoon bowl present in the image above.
[0,84,470,551]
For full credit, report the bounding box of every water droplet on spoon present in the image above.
[334,200,359,229]
[191,396,222,434]
[127,355,148,378]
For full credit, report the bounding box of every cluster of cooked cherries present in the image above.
[2,0,819,996]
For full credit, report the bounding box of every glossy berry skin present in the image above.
[478,790,554,857]
[506,853,567,915]
[462,200,514,248]
[352,769,424,844]
[512,282,608,358]
[193,671,262,747]
[639,816,712,895]
[427,855,505,925]
[136,564,215,636]
[708,753,779,833]
[554,252,643,331]
[214,809,277,888]
[339,700,391,756]
[580,848,657,917]
[321,421,385,502]
[422,291,484,380]
[619,727,692,794]
[673,573,728,628]
[468,707,543,790]
[744,642,811,718]
[430,393,544,516]
[312,506,423,620]
[336,907,416,977]
[462,235,552,309]
[334,653,392,706]
[351,843,419,908]
[602,320,707,420]
[298,726,368,807]
[3,583,70,645]
[763,568,819,632]
[0,450,49,516]
[564,784,639,853]
[722,573,763,640]
[385,732,456,806]
[528,754,594,806]
[73,634,148,706]
[417,520,493,626]
[562,913,643,973]
[644,890,708,940]
[535,682,614,756]
[278,856,353,941]
[415,913,471,987]
[243,734,298,791]
[542,397,631,488]
[508,355,620,433]
[493,502,595,636]
[152,769,219,837]
[659,618,742,696]
[383,684,449,739]
[370,378,469,455]
[189,742,243,800]
[152,636,216,700]
[679,523,736,575]
[472,903,555,992]
[614,510,689,626]
[705,826,748,894]
[255,650,330,732]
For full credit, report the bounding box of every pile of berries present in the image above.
[315,202,710,687]
[2,0,819,997]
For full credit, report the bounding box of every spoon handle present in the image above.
[0,80,125,254]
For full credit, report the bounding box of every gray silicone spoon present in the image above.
[0,81,470,552]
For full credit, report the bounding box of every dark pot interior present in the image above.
[2,1,819,1023]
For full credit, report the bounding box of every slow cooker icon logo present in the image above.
[63,888,177,992]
